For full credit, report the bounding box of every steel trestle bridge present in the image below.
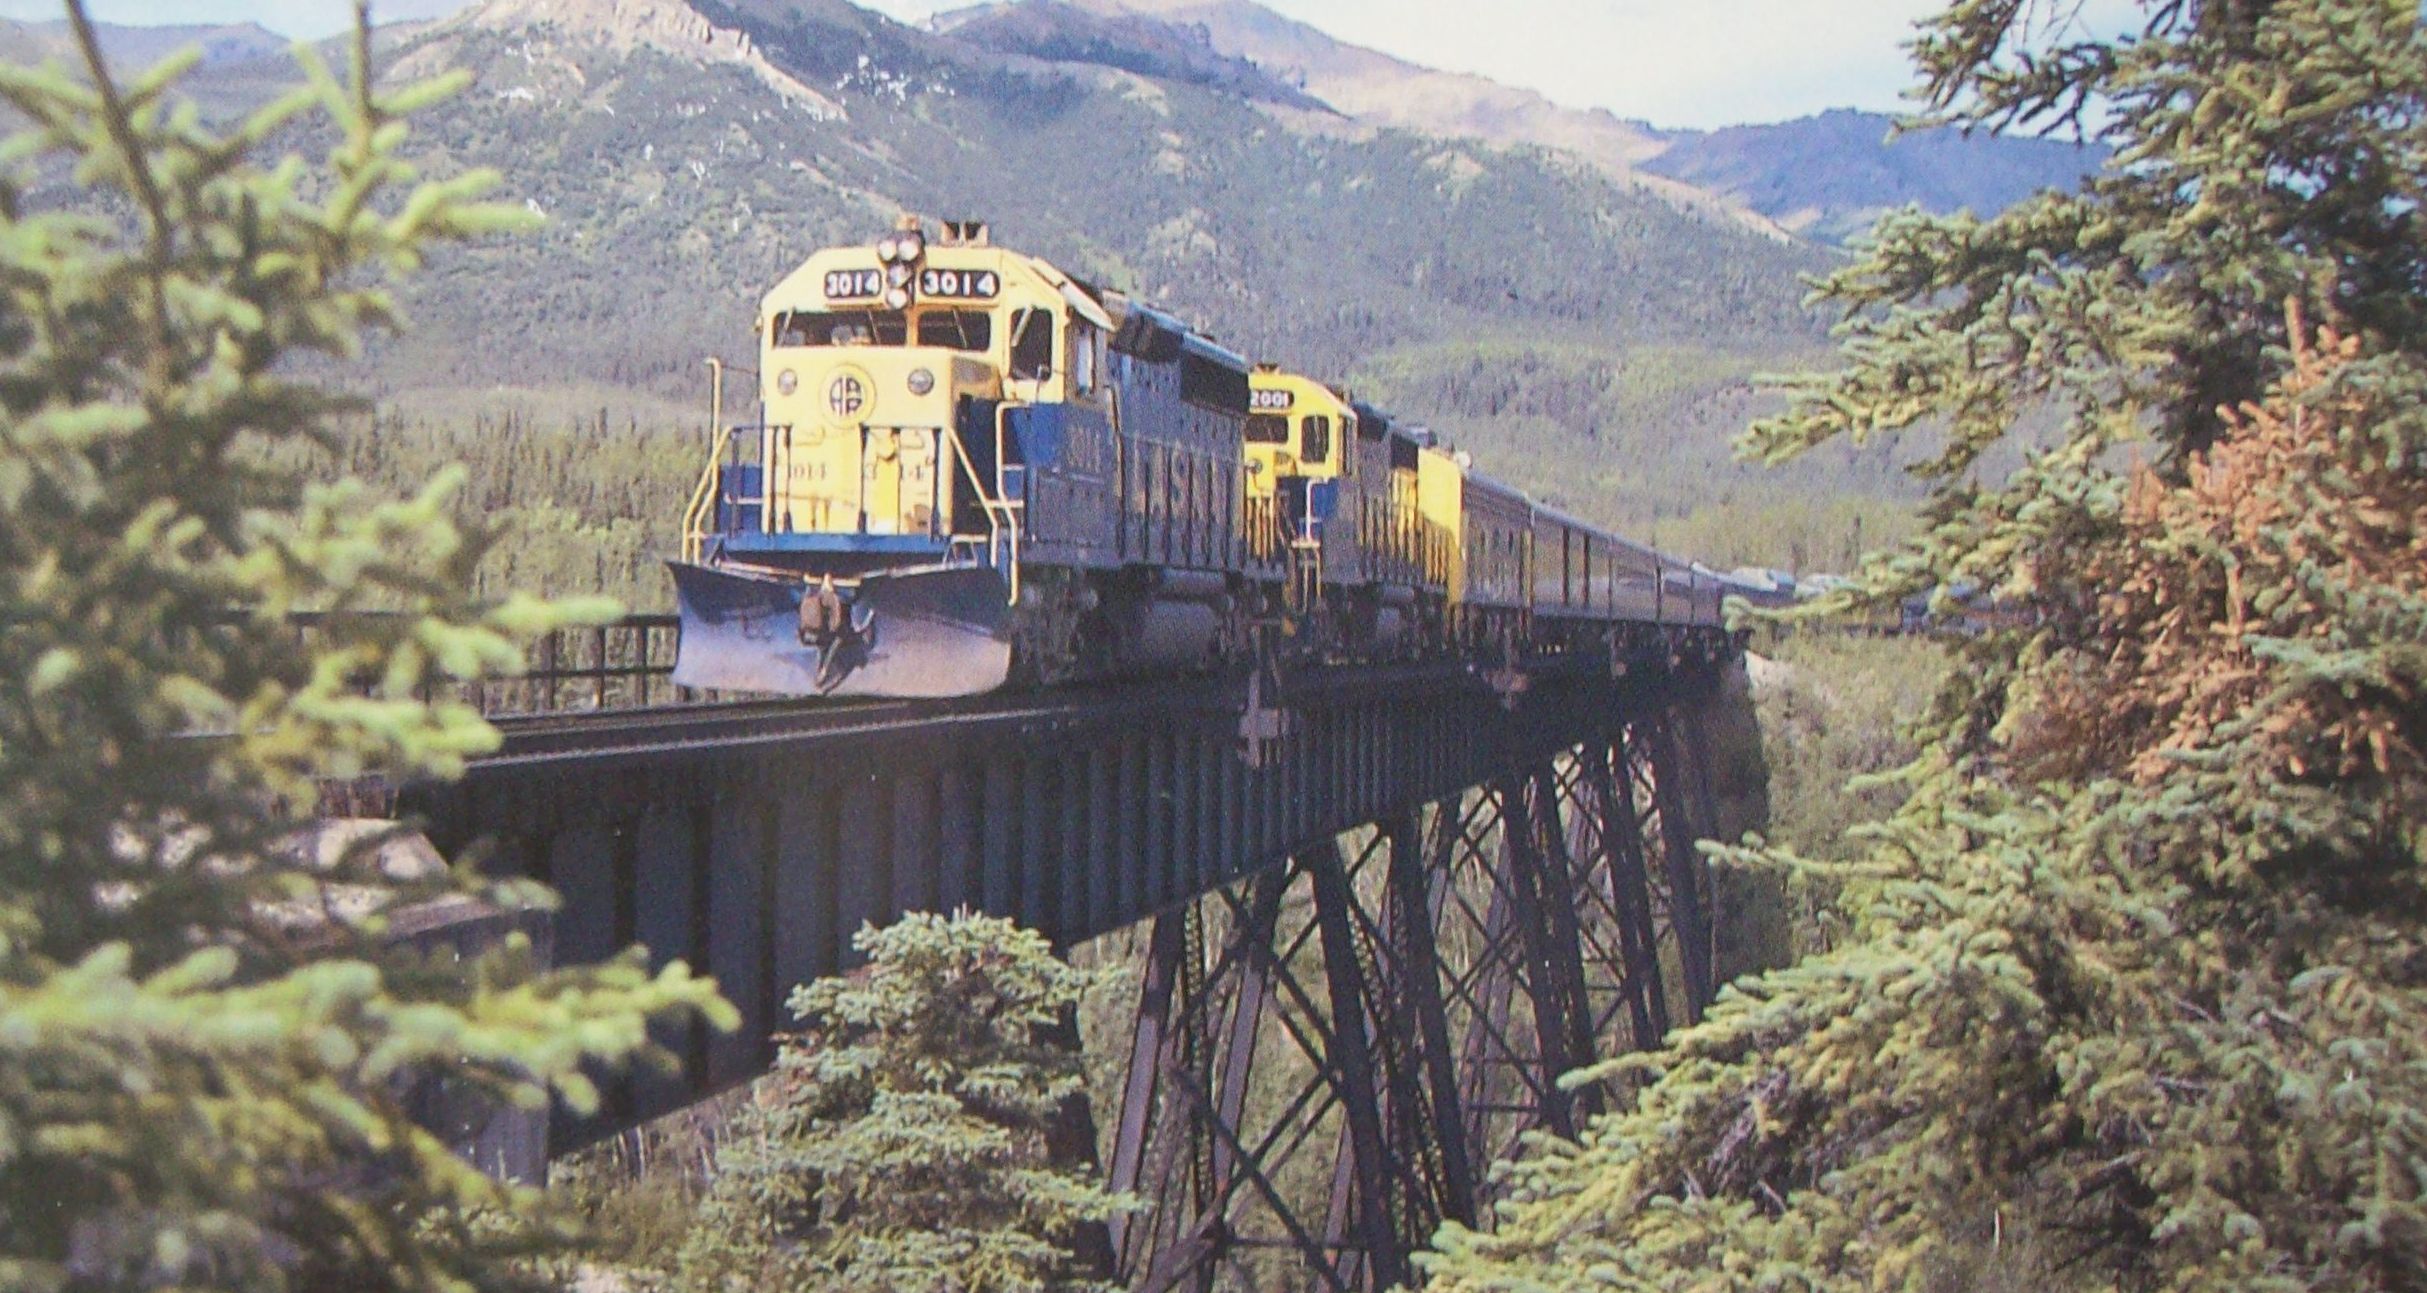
[385,615,1766,1290]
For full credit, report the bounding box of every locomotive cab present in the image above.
[672,218,1114,696]
[746,221,1108,559]
[1244,366,1352,557]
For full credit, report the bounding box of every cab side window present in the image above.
[1301,415,1331,466]
[1010,308,1055,381]
[1071,320,1101,394]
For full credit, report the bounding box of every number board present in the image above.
[1249,387,1294,412]
[918,268,1001,299]
[823,268,882,300]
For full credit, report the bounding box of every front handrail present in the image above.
[684,424,728,565]
[992,404,1026,606]
[940,418,1022,607]
[680,424,744,563]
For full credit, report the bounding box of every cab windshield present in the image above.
[771,308,996,352]
[772,310,905,347]
[1245,414,1291,444]
[915,310,994,352]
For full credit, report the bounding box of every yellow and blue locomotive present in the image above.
[674,219,1270,695]
[1242,365,1451,654]
[673,221,1782,698]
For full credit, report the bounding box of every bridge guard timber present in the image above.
[401,648,1750,1282]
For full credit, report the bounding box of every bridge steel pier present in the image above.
[1097,700,1726,1292]
[405,646,1749,1283]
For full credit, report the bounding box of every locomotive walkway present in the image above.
[386,615,1767,1292]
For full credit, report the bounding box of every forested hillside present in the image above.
[8,0,1867,606]
[0,16,284,67]
[941,0,1729,215]
[926,0,1329,109]
[3,0,1978,609]
[366,0,1828,388]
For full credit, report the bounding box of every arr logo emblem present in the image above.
[827,373,868,419]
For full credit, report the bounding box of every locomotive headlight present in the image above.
[776,368,798,395]
[886,263,912,287]
[877,235,900,262]
[906,367,935,396]
[883,286,912,310]
[897,233,923,261]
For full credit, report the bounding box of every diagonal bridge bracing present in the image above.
[1097,707,1733,1291]
[401,642,1760,1285]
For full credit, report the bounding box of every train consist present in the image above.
[670,219,1796,698]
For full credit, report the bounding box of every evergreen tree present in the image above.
[1426,2,2426,1289]
[677,912,1132,1293]
[0,8,731,1290]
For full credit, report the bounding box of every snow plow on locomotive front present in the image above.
[670,218,1105,697]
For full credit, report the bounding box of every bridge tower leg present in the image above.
[1103,702,1730,1289]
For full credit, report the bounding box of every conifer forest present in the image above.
[0,0,2420,1290]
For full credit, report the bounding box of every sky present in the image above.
[0,0,2140,129]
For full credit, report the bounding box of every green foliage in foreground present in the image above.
[0,12,731,1290]
[1426,1,2427,1289]
[678,912,1132,1293]
[1750,634,1946,868]
[1745,634,1947,958]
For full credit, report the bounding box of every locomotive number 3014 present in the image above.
[919,268,1001,299]
[823,268,881,299]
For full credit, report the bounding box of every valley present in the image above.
[4,0,2092,607]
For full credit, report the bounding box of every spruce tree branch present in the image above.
[62,0,173,383]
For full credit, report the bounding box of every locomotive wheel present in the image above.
[1004,568,1098,688]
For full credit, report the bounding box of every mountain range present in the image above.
[1639,107,2105,244]
[0,0,2095,558]
[13,0,2104,247]
[0,17,286,68]
[937,0,2109,245]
